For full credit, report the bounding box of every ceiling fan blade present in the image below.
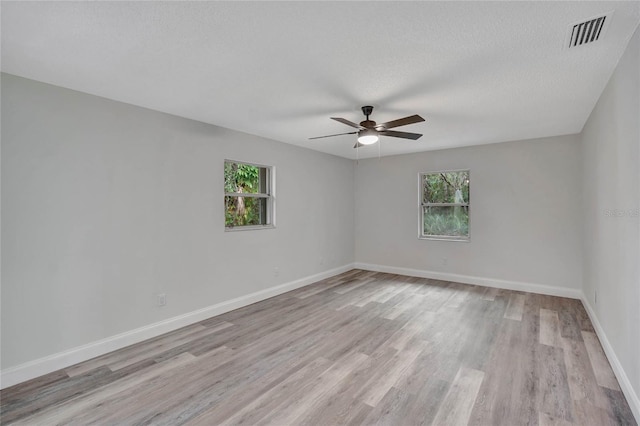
[331,117,363,129]
[309,131,357,140]
[379,130,423,140]
[377,114,425,130]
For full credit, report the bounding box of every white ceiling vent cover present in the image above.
[567,12,612,49]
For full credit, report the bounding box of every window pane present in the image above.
[224,162,265,195]
[225,196,268,227]
[423,171,469,204]
[422,206,469,238]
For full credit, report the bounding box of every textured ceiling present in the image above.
[2,1,639,159]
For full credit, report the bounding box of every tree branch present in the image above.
[440,173,456,190]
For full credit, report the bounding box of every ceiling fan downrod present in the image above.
[361,105,374,121]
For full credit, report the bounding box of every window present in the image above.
[420,170,470,241]
[224,160,274,230]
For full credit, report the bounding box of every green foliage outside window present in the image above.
[423,206,469,237]
[422,171,470,239]
[224,162,267,227]
[423,171,469,204]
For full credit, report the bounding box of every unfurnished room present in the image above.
[1,1,639,425]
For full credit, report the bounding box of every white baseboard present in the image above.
[354,262,582,299]
[0,263,355,389]
[581,295,640,423]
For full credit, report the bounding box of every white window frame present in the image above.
[224,160,276,231]
[419,169,470,242]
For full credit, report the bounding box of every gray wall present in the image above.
[354,135,583,290]
[581,26,640,398]
[1,74,355,369]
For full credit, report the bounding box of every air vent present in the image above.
[567,13,611,48]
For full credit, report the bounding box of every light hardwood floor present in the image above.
[1,270,636,425]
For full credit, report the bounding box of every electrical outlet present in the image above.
[594,289,597,305]
[442,258,448,266]
[320,257,325,265]
[157,293,166,307]
[273,267,280,277]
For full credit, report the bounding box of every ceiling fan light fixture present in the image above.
[357,129,379,145]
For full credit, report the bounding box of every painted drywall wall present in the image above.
[0,73,355,370]
[581,26,640,400]
[354,135,583,291]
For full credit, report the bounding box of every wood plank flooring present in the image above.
[1,270,635,425]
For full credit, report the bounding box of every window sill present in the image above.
[419,235,470,242]
[225,224,276,232]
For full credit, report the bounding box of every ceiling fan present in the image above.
[309,106,425,148]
